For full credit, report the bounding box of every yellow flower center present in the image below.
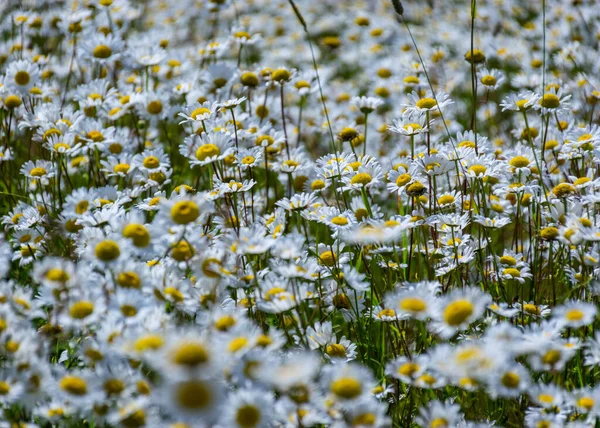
[256,135,274,146]
[399,297,426,313]
[93,45,112,59]
[86,130,104,142]
[499,255,517,266]
[190,107,211,119]
[195,143,220,161]
[46,268,70,282]
[468,164,487,176]
[147,100,163,115]
[541,350,561,365]
[4,95,22,108]
[172,342,209,366]
[120,410,146,427]
[48,408,65,417]
[14,70,30,86]
[353,413,377,426]
[236,405,261,428]
[331,216,349,226]
[242,156,255,165]
[339,127,359,141]
[464,48,485,63]
[272,68,291,82]
[69,301,94,319]
[430,417,449,428]
[65,219,83,233]
[354,208,368,221]
[509,156,530,168]
[378,308,396,318]
[241,72,259,87]
[444,300,474,326]
[163,287,183,302]
[170,241,194,261]
[215,315,236,331]
[522,303,540,315]
[540,93,560,109]
[133,334,164,352]
[552,183,575,198]
[228,337,249,353]
[481,75,496,86]
[501,372,520,388]
[53,142,70,152]
[330,377,362,399]
[574,177,591,186]
[171,201,200,224]
[459,377,477,388]
[318,250,337,266]
[254,335,271,348]
[149,171,166,183]
[264,287,285,302]
[419,374,437,385]
[438,194,455,205]
[60,376,88,396]
[406,181,425,196]
[295,79,311,89]
[403,123,421,131]
[30,167,47,177]
[395,173,411,187]
[175,380,211,409]
[502,268,521,278]
[122,224,150,247]
[113,163,130,174]
[400,297,427,312]
[143,156,160,169]
[515,99,530,110]
[310,179,325,191]
[198,257,219,278]
[578,397,595,411]
[20,246,36,257]
[104,379,125,395]
[416,98,437,109]
[137,380,151,395]
[332,294,350,310]
[398,362,420,377]
[95,240,121,261]
[118,304,136,317]
[565,309,584,321]
[326,344,347,358]
[540,227,559,240]
[117,271,141,288]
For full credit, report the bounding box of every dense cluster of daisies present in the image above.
[1,0,600,426]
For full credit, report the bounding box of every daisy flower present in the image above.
[431,287,491,338]
[403,90,453,117]
[552,301,597,328]
[5,60,39,94]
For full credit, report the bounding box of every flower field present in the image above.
[1,0,600,426]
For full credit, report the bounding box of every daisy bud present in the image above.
[391,0,404,15]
